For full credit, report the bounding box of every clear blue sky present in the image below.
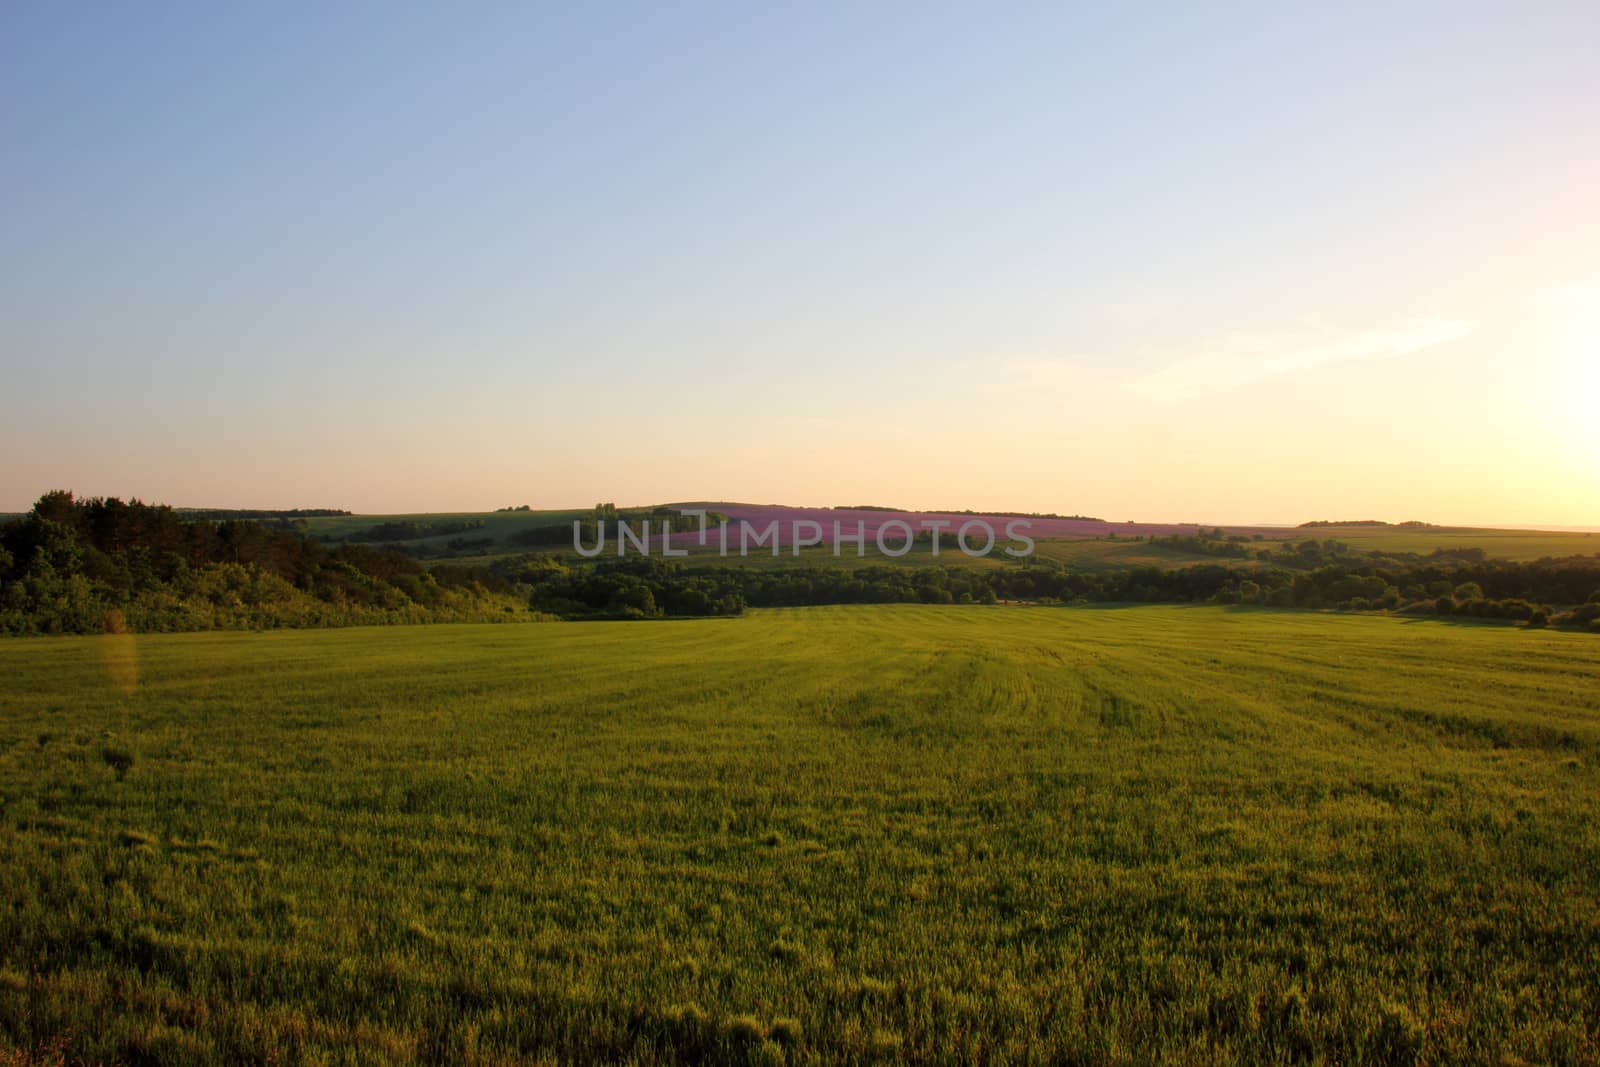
[4,2,1598,522]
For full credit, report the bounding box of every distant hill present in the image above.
[175,507,351,519]
[1301,519,1391,527]
[1300,519,1443,529]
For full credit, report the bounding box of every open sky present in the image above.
[3,2,1597,524]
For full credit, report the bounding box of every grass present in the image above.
[1,606,1598,1064]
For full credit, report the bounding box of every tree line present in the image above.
[0,492,525,635]
[486,553,1600,629]
[4,492,1597,634]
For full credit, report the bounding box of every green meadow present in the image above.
[3,606,1599,1065]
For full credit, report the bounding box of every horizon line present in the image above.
[3,493,1597,534]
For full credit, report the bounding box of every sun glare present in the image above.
[1544,284,1600,470]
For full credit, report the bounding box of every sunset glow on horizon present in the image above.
[3,4,1597,525]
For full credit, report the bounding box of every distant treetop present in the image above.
[176,507,351,518]
[935,510,1106,522]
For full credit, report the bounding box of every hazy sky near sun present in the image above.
[3,3,1598,523]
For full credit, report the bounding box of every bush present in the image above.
[1497,598,1536,621]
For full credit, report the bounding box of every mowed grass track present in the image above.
[2,608,1598,1065]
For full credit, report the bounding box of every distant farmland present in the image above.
[3,605,1598,1064]
[1296,524,1600,563]
[686,504,1287,544]
[298,505,1600,564]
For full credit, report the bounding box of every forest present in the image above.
[0,493,523,635]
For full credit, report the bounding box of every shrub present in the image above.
[1497,599,1536,621]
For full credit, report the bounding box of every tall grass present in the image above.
[1,606,1597,1063]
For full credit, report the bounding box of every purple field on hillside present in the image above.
[650,504,1295,548]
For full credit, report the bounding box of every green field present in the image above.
[1296,526,1600,562]
[300,510,596,555]
[1026,539,1258,571]
[296,509,1600,566]
[3,607,1599,1064]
